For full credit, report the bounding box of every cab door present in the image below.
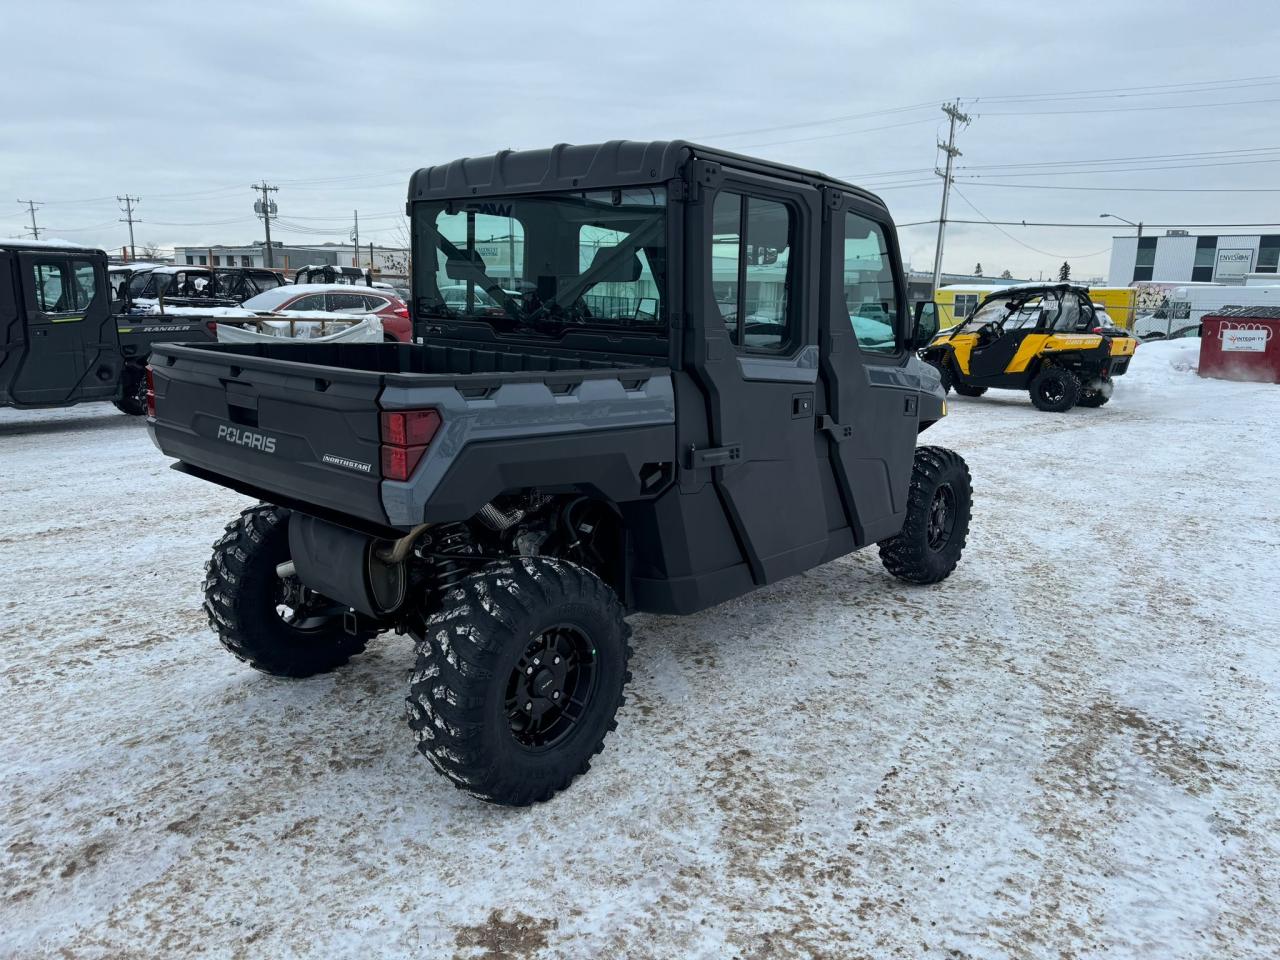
[817,191,920,546]
[11,253,118,406]
[681,163,830,585]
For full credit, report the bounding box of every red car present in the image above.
[240,283,412,342]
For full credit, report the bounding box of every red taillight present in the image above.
[145,366,156,418]
[393,306,409,319]
[379,409,441,480]
[206,320,218,335]
[1092,326,1104,334]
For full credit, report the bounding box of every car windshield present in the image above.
[413,188,667,335]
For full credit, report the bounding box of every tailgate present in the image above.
[148,345,388,526]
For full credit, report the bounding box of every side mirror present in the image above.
[911,301,939,349]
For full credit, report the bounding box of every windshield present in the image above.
[413,188,666,336]
[956,289,1090,334]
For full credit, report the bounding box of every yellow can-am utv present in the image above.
[919,283,1137,411]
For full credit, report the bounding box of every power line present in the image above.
[954,180,1280,193]
[978,95,1280,117]
[899,219,1280,229]
[950,188,1113,260]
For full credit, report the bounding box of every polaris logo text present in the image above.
[217,424,277,453]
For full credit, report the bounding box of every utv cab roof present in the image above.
[975,282,1092,305]
[0,239,104,255]
[407,139,888,209]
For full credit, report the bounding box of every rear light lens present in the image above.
[206,320,218,335]
[393,306,410,319]
[145,366,155,418]
[1092,326,1104,334]
[379,409,441,481]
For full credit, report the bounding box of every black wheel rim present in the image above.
[1039,379,1065,403]
[927,484,957,551]
[505,624,597,750]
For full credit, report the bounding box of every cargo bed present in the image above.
[148,340,675,532]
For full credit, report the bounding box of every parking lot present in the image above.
[2,340,1278,959]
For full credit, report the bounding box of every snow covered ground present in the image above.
[2,340,1278,959]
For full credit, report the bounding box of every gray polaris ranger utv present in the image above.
[147,140,968,806]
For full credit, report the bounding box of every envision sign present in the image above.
[1215,248,1254,279]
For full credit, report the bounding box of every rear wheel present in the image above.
[112,363,148,416]
[1029,365,1081,412]
[406,558,632,806]
[953,383,987,398]
[203,504,375,677]
[879,446,971,585]
[1078,379,1113,407]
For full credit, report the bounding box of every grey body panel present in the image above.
[380,375,675,527]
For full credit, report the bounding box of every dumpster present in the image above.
[1199,307,1280,384]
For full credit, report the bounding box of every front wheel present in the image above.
[203,504,375,677]
[879,446,972,585]
[953,383,987,398]
[406,558,632,806]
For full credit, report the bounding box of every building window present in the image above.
[185,255,194,265]
[954,293,979,320]
[1191,235,1216,282]
[1258,237,1280,274]
[1132,236,1157,283]
[197,255,207,265]
[242,255,253,267]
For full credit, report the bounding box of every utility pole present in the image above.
[352,210,360,269]
[252,182,278,267]
[17,199,41,240]
[931,101,972,294]
[117,195,141,259]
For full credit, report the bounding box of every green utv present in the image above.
[147,141,972,805]
[1,241,213,415]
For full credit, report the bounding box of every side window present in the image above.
[31,262,68,313]
[843,213,899,354]
[712,191,795,352]
[70,261,99,309]
[328,292,369,313]
[363,295,390,311]
[287,294,326,312]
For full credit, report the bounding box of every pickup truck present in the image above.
[148,140,968,806]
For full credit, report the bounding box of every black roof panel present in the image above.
[407,139,886,210]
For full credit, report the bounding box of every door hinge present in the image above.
[685,443,742,469]
[818,415,853,441]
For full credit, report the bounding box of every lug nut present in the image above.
[526,667,533,675]
[552,691,560,700]
[553,656,561,665]
[525,702,532,711]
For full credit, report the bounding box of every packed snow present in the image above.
[2,340,1278,958]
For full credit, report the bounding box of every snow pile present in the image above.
[2,338,1280,958]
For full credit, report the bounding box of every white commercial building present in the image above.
[1108,231,1280,286]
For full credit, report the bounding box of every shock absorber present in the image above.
[427,524,474,595]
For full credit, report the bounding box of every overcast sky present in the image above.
[4,0,1279,280]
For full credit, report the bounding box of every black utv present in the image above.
[147,140,971,805]
[1,241,212,415]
